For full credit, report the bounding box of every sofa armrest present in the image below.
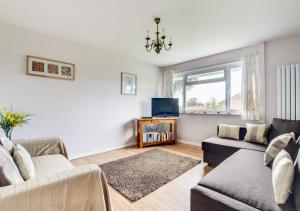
[14,137,68,158]
[0,164,113,211]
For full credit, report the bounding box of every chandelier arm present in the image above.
[145,38,150,49]
[163,42,172,51]
[159,38,164,45]
[145,40,156,52]
[146,43,153,52]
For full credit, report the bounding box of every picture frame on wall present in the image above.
[26,55,75,80]
[121,72,137,95]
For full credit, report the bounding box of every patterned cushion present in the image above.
[0,146,23,186]
[264,132,295,166]
[13,144,35,180]
[272,150,294,204]
[218,124,240,140]
[244,123,269,145]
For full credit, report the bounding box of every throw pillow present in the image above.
[0,146,24,186]
[218,124,240,140]
[244,123,269,145]
[285,135,299,162]
[13,144,35,180]
[0,134,14,154]
[264,132,295,166]
[272,150,294,204]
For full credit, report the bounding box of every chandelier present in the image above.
[145,18,173,54]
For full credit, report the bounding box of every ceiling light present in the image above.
[145,18,173,54]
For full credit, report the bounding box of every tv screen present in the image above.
[152,98,179,117]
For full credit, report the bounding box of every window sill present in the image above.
[180,112,241,116]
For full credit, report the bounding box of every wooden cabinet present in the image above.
[136,118,177,148]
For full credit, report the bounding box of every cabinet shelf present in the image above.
[142,141,175,147]
[136,117,177,148]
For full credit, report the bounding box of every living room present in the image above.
[0,1,300,211]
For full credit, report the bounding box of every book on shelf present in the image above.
[142,131,175,143]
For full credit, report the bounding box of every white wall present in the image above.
[0,22,162,159]
[265,34,300,123]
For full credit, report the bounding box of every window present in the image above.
[173,76,184,112]
[172,61,242,115]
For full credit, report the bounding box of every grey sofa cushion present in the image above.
[198,149,296,211]
[268,118,300,142]
[202,137,267,153]
[191,185,259,211]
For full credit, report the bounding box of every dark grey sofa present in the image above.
[191,118,300,211]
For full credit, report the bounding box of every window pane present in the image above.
[185,81,226,113]
[230,67,242,112]
[187,70,224,82]
[172,76,184,112]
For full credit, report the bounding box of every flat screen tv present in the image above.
[152,98,179,117]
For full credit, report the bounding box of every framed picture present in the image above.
[121,72,137,95]
[26,56,75,80]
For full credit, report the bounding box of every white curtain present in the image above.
[163,70,174,97]
[241,53,265,123]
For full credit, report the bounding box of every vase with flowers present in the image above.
[0,107,31,139]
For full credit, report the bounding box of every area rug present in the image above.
[99,149,200,201]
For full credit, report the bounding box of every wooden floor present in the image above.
[72,143,212,211]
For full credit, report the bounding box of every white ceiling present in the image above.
[0,0,300,67]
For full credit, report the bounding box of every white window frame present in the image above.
[173,61,242,115]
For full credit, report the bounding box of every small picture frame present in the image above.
[26,56,75,80]
[121,72,137,95]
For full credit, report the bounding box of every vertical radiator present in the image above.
[277,64,300,120]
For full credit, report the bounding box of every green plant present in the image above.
[0,107,31,139]
[206,97,221,111]
[187,97,198,107]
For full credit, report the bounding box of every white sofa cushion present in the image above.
[13,144,35,180]
[0,135,14,154]
[0,146,23,186]
[272,150,294,204]
[32,154,73,178]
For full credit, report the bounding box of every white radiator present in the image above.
[277,64,300,120]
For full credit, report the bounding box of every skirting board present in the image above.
[177,139,202,147]
[70,140,201,160]
[69,141,136,160]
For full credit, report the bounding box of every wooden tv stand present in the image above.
[136,117,177,148]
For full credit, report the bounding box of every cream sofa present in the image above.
[0,137,112,211]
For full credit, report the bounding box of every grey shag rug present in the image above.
[100,149,200,201]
